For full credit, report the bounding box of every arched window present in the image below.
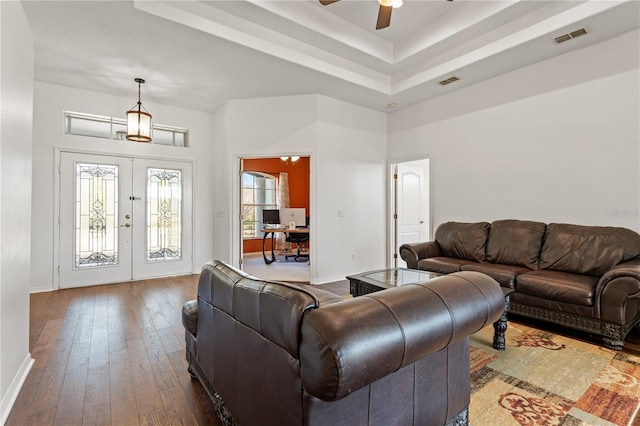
[242,171,278,238]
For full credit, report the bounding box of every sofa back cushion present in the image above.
[434,222,490,262]
[200,260,343,358]
[539,224,640,276]
[485,220,546,270]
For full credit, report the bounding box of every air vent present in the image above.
[554,28,589,44]
[438,76,460,86]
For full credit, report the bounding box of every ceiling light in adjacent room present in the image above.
[281,156,300,164]
[126,78,152,142]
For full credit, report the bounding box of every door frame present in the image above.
[387,156,432,268]
[231,152,314,279]
[53,148,196,289]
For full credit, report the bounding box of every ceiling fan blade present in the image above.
[319,0,340,5]
[376,5,392,30]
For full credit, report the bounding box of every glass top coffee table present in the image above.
[347,268,441,296]
[347,267,513,351]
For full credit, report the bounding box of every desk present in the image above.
[261,228,310,264]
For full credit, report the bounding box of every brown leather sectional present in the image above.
[182,260,504,425]
[400,220,640,350]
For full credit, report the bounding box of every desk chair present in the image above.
[285,228,309,262]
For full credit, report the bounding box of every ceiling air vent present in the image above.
[438,76,460,86]
[554,28,589,44]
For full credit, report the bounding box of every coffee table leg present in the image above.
[492,293,511,351]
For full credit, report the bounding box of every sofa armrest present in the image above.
[597,259,640,324]
[399,241,441,269]
[299,271,504,402]
[599,259,640,284]
[182,299,198,337]
[597,259,640,297]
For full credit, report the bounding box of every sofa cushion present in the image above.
[516,270,599,306]
[485,220,546,270]
[417,257,475,274]
[461,262,530,289]
[539,224,640,276]
[434,222,490,262]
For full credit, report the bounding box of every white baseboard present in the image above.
[1,353,34,425]
[312,275,348,285]
[30,285,54,294]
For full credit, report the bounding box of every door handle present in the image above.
[120,223,131,228]
[419,220,424,224]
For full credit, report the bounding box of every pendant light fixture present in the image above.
[378,0,403,7]
[126,78,152,142]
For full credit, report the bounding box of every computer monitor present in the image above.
[262,209,280,225]
[279,208,306,227]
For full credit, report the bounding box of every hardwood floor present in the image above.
[7,276,350,426]
[6,275,223,426]
[11,274,636,425]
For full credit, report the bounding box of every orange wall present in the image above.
[243,157,310,253]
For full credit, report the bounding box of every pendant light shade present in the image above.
[126,78,152,142]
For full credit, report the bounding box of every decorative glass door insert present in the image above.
[75,162,119,267]
[147,167,182,262]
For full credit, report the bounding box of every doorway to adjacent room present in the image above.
[238,156,311,282]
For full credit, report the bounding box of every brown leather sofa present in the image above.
[399,220,640,350]
[182,260,504,426]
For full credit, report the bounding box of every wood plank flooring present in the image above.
[6,275,228,426]
[8,274,637,425]
[7,276,350,426]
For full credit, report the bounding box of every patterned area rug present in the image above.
[470,322,640,426]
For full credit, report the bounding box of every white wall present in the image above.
[212,94,387,283]
[1,2,35,422]
[315,95,388,282]
[389,29,640,233]
[31,82,216,292]
[210,94,318,265]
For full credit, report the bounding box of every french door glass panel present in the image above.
[75,162,120,267]
[146,167,183,262]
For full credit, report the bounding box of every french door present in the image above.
[58,152,193,288]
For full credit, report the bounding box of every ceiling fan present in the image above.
[320,0,453,30]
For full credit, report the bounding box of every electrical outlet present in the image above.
[352,252,357,261]
[337,209,344,218]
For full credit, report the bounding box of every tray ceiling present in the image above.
[22,0,640,113]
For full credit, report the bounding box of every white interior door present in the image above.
[394,159,430,267]
[59,152,193,288]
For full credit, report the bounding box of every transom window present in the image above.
[64,111,188,147]
[242,172,277,239]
